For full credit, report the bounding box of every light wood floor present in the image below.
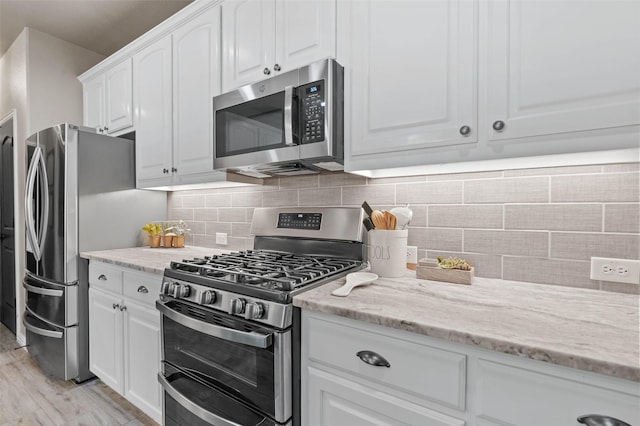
[0,324,158,426]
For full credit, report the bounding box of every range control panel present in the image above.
[277,212,322,230]
[299,80,325,144]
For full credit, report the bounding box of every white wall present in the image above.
[0,27,104,343]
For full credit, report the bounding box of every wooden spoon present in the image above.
[386,211,397,230]
[371,210,386,229]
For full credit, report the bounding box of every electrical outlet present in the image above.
[215,232,228,245]
[590,257,640,284]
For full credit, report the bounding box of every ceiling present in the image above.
[0,0,194,58]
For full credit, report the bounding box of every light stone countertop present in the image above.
[80,246,228,275]
[293,270,640,382]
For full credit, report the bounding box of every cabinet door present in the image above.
[88,288,123,393]
[274,0,336,72]
[222,0,276,92]
[306,367,465,426]
[123,300,161,422]
[347,0,477,163]
[486,0,640,141]
[105,58,133,133]
[173,6,222,177]
[133,35,173,183]
[83,75,105,132]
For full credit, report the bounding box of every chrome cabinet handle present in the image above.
[492,120,505,131]
[577,415,632,426]
[112,303,120,310]
[120,305,127,312]
[98,274,107,281]
[356,350,390,368]
[274,64,281,71]
[137,286,149,294]
[104,126,109,132]
[171,167,177,173]
[459,125,471,136]
[263,67,271,75]
[163,168,169,174]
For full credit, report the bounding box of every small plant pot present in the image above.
[173,235,185,248]
[162,235,174,248]
[149,235,161,248]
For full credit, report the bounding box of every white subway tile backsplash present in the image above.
[429,205,503,229]
[464,177,548,204]
[166,163,639,293]
[505,204,602,232]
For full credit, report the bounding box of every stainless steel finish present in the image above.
[98,274,107,281]
[24,281,63,297]
[263,67,271,75]
[229,298,246,315]
[459,125,471,136]
[23,313,63,339]
[273,331,292,422]
[24,270,79,327]
[157,300,273,348]
[199,290,216,305]
[171,283,191,299]
[493,120,505,131]
[25,145,48,261]
[244,302,264,320]
[284,85,294,146]
[213,58,344,176]
[161,276,292,328]
[158,374,246,426]
[251,206,364,242]
[137,285,149,294]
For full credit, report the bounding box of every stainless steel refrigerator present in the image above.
[23,123,166,382]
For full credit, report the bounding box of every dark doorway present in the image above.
[0,118,16,334]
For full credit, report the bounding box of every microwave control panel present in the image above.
[277,212,322,230]
[300,81,325,144]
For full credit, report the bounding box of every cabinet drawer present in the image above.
[306,314,466,410]
[89,262,123,294]
[123,270,162,307]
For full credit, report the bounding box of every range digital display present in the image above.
[277,213,322,230]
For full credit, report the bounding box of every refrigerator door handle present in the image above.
[36,148,50,258]
[23,281,64,297]
[23,313,63,339]
[25,146,42,260]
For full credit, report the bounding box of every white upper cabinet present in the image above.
[133,35,173,182]
[222,0,336,93]
[82,58,133,135]
[486,0,640,141]
[173,6,222,176]
[345,0,477,160]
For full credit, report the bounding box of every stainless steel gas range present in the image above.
[157,207,365,426]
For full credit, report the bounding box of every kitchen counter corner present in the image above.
[293,270,640,382]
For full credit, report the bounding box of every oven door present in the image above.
[213,68,300,171]
[157,299,291,423]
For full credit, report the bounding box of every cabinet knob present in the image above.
[492,120,505,131]
[263,67,271,75]
[577,415,632,426]
[137,285,149,294]
[356,350,390,368]
[171,167,177,173]
[98,274,107,281]
[112,303,120,310]
[459,125,471,136]
[273,64,281,72]
[163,168,169,174]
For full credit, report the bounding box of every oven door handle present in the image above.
[156,300,273,349]
[158,374,244,426]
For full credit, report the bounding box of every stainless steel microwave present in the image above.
[213,58,344,178]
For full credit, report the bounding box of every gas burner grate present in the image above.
[170,250,361,292]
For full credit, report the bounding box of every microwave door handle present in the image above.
[36,151,50,257]
[283,85,295,146]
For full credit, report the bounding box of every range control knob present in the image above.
[199,290,217,305]
[244,302,265,320]
[172,284,191,299]
[161,281,176,296]
[229,298,246,315]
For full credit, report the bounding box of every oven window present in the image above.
[162,307,282,417]
[216,92,286,157]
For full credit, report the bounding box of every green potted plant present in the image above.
[142,223,163,248]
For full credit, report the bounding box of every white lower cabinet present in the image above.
[88,262,162,423]
[302,311,640,426]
